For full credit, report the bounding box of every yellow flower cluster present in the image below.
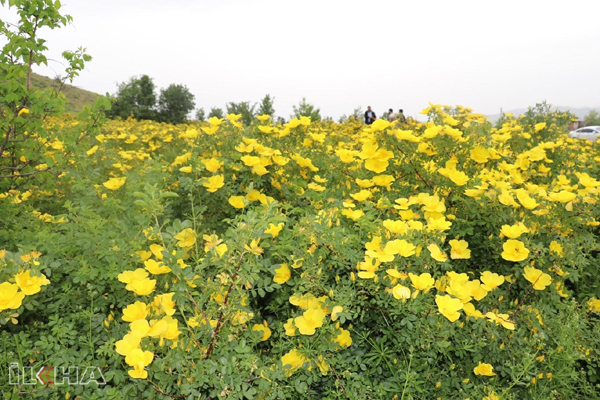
[0,251,50,321]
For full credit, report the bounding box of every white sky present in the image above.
[3,0,600,120]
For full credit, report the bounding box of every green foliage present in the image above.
[257,94,276,117]
[0,0,101,190]
[106,74,157,121]
[158,83,195,125]
[293,97,321,121]
[208,106,224,119]
[226,101,256,126]
[195,107,205,121]
[584,110,600,126]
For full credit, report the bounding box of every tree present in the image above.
[584,110,600,126]
[158,84,195,125]
[257,94,275,117]
[107,75,157,120]
[0,0,101,186]
[208,107,224,119]
[292,97,321,121]
[226,101,256,126]
[195,108,206,121]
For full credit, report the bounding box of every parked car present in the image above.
[569,126,600,141]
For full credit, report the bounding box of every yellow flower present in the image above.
[174,228,196,248]
[588,298,600,313]
[500,222,529,239]
[0,282,25,311]
[284,318,297,336]
[333,328,352,348]
[17,108,30,117]
[462,302,484,319]
[480,271,505,291]
[308,182,326,192]
[294,307,326,335]
[126,278,156,296]
[102,177,126,190]
[86,145,98,155]
[523,266,552,290]
[548,190,576,203]
[179,166,192,173]
[204,234,228,258]
[14,270,50,295]
[485,312,515,330]
[125,349,154,379]
[501,240,529,262]
[392,284,411,301]
[122,301,148,322]
[449,239,471,259]
[435,294,463,322]
[549,241,563,256]
[516,190,538,209]
[372,175,395,187]
[383,219,409,235]
[385,239,416,258]
[149,244,165,260]
[357,256,380,279]
[409,272,435,292]
[265,222,284,238]
[273,264,291,284]
[427,244,448,262]
[118,268,149,284]
[350,190,372,202]
[470,146,490,163]
[203,175,225,193]
[144,259,171,275]
[342,209,364,221]
[473,362,496,376]
[252,321,272,341]
[331,306,343,321]
[228,195,246,209]
[445,169,470,186]
[241,155,261,166]
[115,333,142,356]
[426,216,452,231]
[153,293,176,316]
[202,158,222,172]
[281,349,308,375]
[244,239,263,255]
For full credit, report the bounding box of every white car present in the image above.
[569,126,600,141]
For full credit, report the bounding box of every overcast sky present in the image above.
[4,0,600,120]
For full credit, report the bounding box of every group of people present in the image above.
[364,106,406,125]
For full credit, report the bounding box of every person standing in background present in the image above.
[397,109,406,124]
[364,106,376,125]
[388,108,397,122]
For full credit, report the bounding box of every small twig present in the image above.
[152,385,186,399]
[330,365,348,400]
[205,253,246,360]
[510,285,535,318]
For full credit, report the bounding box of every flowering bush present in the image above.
[2,104,600,399]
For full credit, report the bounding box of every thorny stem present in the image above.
[393,144,433,189]
[204,252,246,360]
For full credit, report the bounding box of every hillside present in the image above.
[29,72,100,113]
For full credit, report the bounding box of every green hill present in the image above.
[30,72,100,113]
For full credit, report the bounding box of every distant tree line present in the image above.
[107,75,332,125]
[106,75,195,124]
